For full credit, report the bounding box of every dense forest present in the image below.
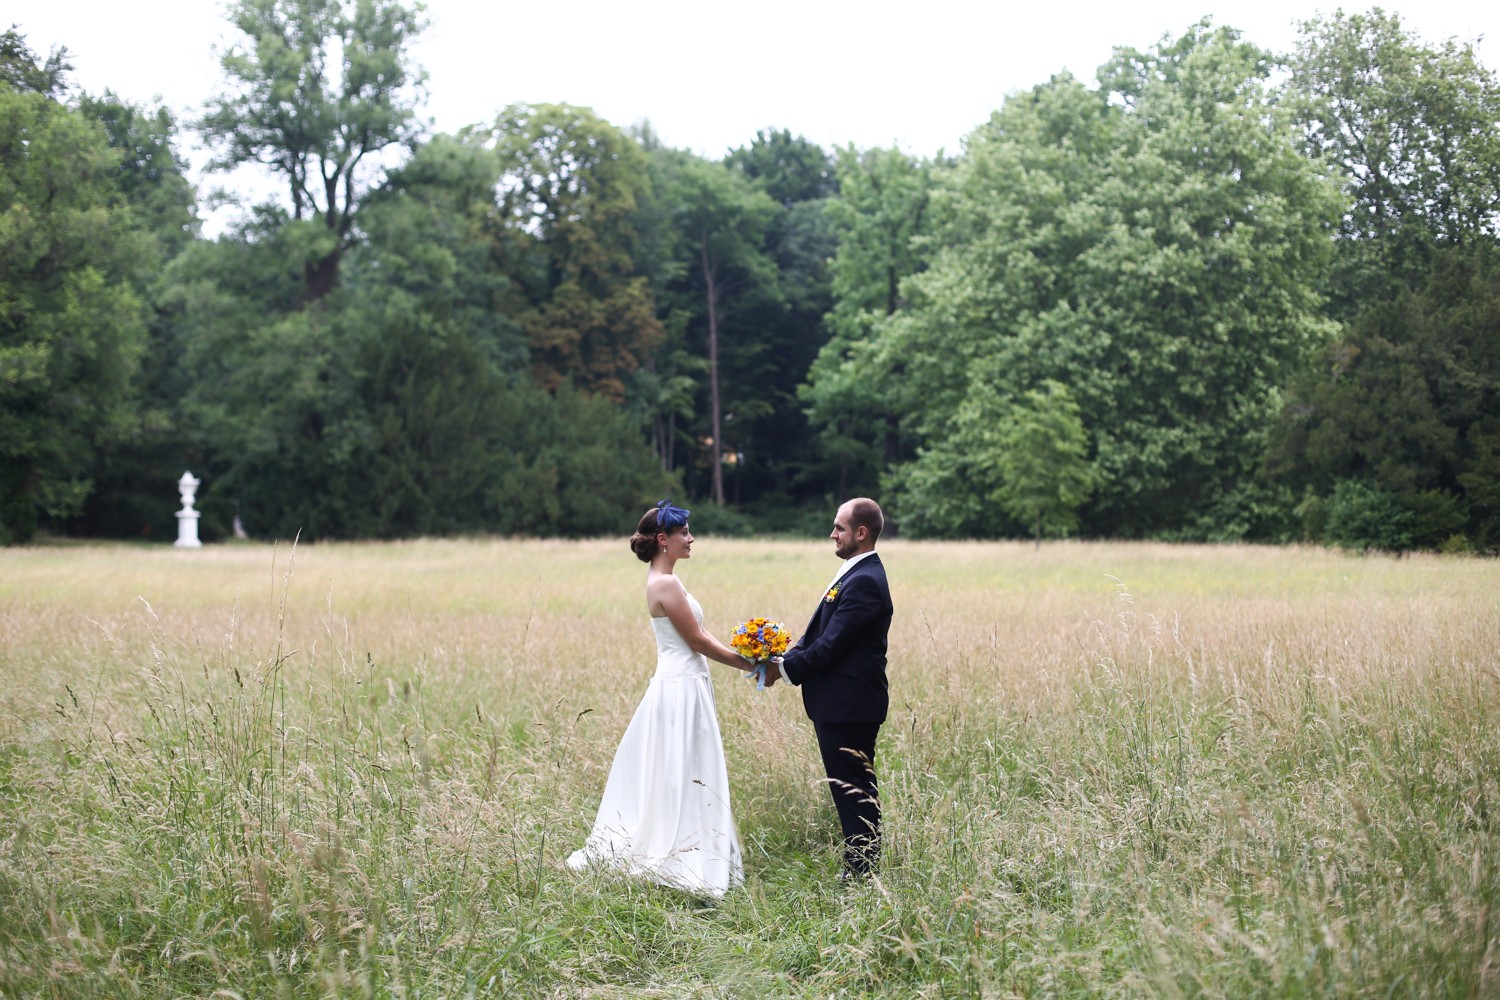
[3,3,1497,551]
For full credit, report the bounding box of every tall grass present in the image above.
[0,538,1496,997]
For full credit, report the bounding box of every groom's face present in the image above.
[831,505,862,560]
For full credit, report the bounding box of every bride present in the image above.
[567,500,755,897]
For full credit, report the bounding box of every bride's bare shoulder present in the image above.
[645,571,686,615]
[646,570,684,591]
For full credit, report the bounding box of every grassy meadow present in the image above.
[0,537,1497,998]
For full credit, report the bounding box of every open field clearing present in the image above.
[1,538,1497,997]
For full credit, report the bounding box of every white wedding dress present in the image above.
[567,593,744,897]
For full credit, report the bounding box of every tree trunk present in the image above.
[666,410,676,474]
[703,238,725,506]
[304,250,341,302]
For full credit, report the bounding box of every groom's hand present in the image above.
[762,657,783,689]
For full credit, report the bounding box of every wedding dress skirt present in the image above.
[567,593,744,897]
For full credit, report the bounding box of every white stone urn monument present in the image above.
[174,471,203,548]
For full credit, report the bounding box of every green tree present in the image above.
[315,132,526,537]
[650,148,780,506]
[78,92,200,257]
[167,131,663,540]
[64,91,203,539]
[199,0,428,300]
[1270,11,1500,551]
[802,144,934,498]
[1269,247,1500,550]
[1323,478,1415,553]
[860,23,1341,538]
[726,129,839,505]
[363,133,525,372]
[486,103,661,399]
[1,38,154,542]
[1287,8,1500,309]
[1458,422,1500,549]
[995,381,1094,547]
[629,125,701,476]
[0,27,69,97]
[895,380,1094,543]
[726,127,836,205]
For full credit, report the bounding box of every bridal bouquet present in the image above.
[730,617,792,690]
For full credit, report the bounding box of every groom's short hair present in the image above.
[847,498,884,545]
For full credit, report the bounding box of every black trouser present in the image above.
[813,720,881,875]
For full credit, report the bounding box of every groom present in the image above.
[768,498,892,877]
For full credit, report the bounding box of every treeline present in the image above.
[2,4,1497,551]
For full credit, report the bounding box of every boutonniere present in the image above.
[823,582,841,603]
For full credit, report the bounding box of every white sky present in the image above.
[11,0,1496,232]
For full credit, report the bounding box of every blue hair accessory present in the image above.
[655,498,690,529]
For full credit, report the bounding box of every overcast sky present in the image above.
[12,0,1496,230]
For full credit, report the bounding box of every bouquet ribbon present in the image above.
[748,661,768,690]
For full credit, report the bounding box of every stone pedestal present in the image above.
[174,471,202,548]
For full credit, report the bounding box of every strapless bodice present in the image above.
[650,592,710,679]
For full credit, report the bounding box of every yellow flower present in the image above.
[730,617,793,663]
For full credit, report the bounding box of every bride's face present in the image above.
[659,526,694,560]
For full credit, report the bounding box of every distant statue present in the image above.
[175,471,202,548]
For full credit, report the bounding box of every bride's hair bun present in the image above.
[630,508,662,562]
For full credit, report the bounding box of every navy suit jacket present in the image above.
[781,553,892,724]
